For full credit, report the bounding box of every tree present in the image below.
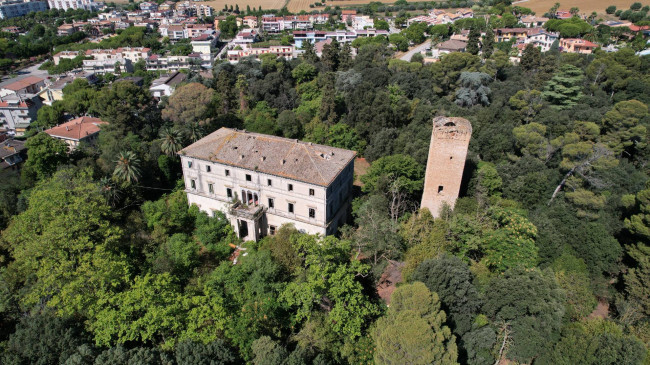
[339,42,353,70]
[412,255,482,336]
[466,27,480,55]
[509,89,544,124]
[606,5,616,14]
[482,208,539,273]
[372,282,459,365]
[539,319,647,365]
[484,268,566,363]
[218,15,238,38]
[244,101,278,135]
[624,243,650,317]
[1,169,128,315]
[630,2,642,10]
[159,126,185,157]
[251,336,287,365]
[600,100,648,156]
[520,43,541,71]
[90,273,227,349]
[455,72,492,107]
[542,64,585,109]
[281,235,381,342]
[361,154,424,196]
[113,150,142,184]
[162,82,215,126]
[91,81,155,134]
[482,28,494,58]
[321,39,339,72]
[175,340,239,365]
[23,132,69,181]
[2,315,92,365]
[551,253,596,319]
[291,62,317,84]
[318,72,337,125]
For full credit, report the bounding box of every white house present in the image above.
[179,128,356,241]
[149,71,187,99]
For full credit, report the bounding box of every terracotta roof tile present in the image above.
[44,116,108,141]
[180,128,356,186]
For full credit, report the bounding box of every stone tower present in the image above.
[421,116,472,217]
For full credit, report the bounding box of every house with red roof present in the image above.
[560,38,598,54]
[44,116,108,150]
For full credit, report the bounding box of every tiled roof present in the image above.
[0,139,25,159]
[44,116,108,141]
[2,76,44,91]
[180,128,356,186]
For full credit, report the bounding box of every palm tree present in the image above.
[113,151,142,184]
[159,126,185,156]
[184,122,204,143]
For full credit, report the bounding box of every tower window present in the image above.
[438,185,444,193]
[208,183,214,193]
[225,169,230,176]
[226,188,232,198]
[309,188,315,196]
[288,203,294,213]
[288,184,293,191]
[246,174,252,181]
[187,160,193,168]
[268,198,274,208]
[190,179,196,189]
[309,208,315,218]
[206,165,211,172]
[267,179,272,186]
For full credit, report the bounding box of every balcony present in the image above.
[229,201,265,221]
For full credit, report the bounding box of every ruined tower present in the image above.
[421,116,472,217]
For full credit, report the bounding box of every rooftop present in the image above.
[0,138,25,160]
[2,76,44,91]
[180,128,356,186]
[44,116,108,141]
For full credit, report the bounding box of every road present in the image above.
[400,42,432,61]
[0,62,49,88]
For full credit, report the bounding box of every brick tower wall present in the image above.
[421,116,472,217]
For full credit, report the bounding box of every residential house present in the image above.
[520,15,548,28]
[524,28,559,52]
[47,0,98,11]
[57,24,77,36]
[352,15,374,30]
[53,51,80,65]
[233,29,260,48]
[242,16,258,28]
[179,128,356,241]
[341,10,356,23]
[0,137,25,172]
[227,45,295,63]
[139,1,158,12]
[560,38,598,54]
[0,76,45,97]
[436,39,467,53]
[44,116,107,150]
[149,71,187,99]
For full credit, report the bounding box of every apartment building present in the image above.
[47,0,98,11]
[179,128,356,241]
[0,94,42,136]
[227,45,295,63]
[0,0,47,19]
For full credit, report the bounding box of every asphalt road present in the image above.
[400,42,432,61]
[0,62,50,88]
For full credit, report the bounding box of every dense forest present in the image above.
[1,23,650,365]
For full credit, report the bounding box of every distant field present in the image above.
[201,0,287,12]
[111,0,636,15]
[513,0,638,16]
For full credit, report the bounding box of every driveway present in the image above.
[400,42,432,61]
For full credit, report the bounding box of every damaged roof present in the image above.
[179,128,356,186]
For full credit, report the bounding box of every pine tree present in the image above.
[482,28,494,59]
[466,27,480,55]
[338,42,353,71]
[319,72,337,125]
[520,43,541,71]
